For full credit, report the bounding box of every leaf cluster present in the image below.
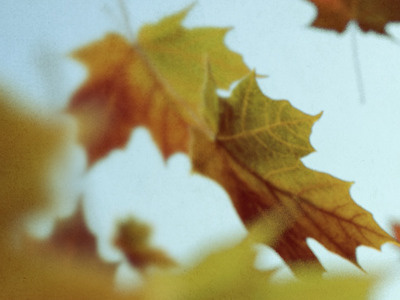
[2,2,400,299]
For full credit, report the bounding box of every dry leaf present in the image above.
[306,0,400,34]
[392,222,400,242]
[68,5,249,165]
[191,71,395,271]
[25,201,117,275]
[114,217,176,270]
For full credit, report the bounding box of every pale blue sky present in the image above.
[3,0,400,297]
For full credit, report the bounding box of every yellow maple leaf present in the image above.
[68,5,249,165]
[191,70,396,271]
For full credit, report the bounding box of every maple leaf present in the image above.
[68,5,249,165]
[114,217,176,270]
[191,70,395,270]
[306,0,400,34]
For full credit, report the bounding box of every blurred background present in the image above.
[2,0,400,298]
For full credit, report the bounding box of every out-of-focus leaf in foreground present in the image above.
[191,71,395,271]
[0,88,70,230]
[306,0,400,34]
[392,222,400,242]
[114,217,176,270]
[137,209,374,300]
[68,5,249,165]
[267,273,373,300]
[138,232,273,299]
[25,201,118,275]
[0,87,131,299]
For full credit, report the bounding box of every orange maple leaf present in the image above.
[306,0,400,34]
[68,6,249,165]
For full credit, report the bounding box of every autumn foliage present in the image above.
[2,2,400,299]
[306,0,400,34]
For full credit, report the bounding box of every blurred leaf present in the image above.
[136,209,284,300]
[306,0,400,34]
[137,211,373,300]
[267,272,373,300]
[68,5,249,165]
[115,217,176,270]
[0,87,71,232]
[25,201,117,274]
[0,87,131,299]
[392,222,400,242]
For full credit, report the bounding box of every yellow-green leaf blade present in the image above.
[138,6,249,110]
[192,71,396,270]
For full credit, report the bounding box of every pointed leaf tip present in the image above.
[139,2,196,42]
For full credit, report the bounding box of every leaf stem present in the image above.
[351,25,366,104]
[118,0,135,42]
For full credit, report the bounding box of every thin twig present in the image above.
[351,25,366,104]
[118,0,135,42]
